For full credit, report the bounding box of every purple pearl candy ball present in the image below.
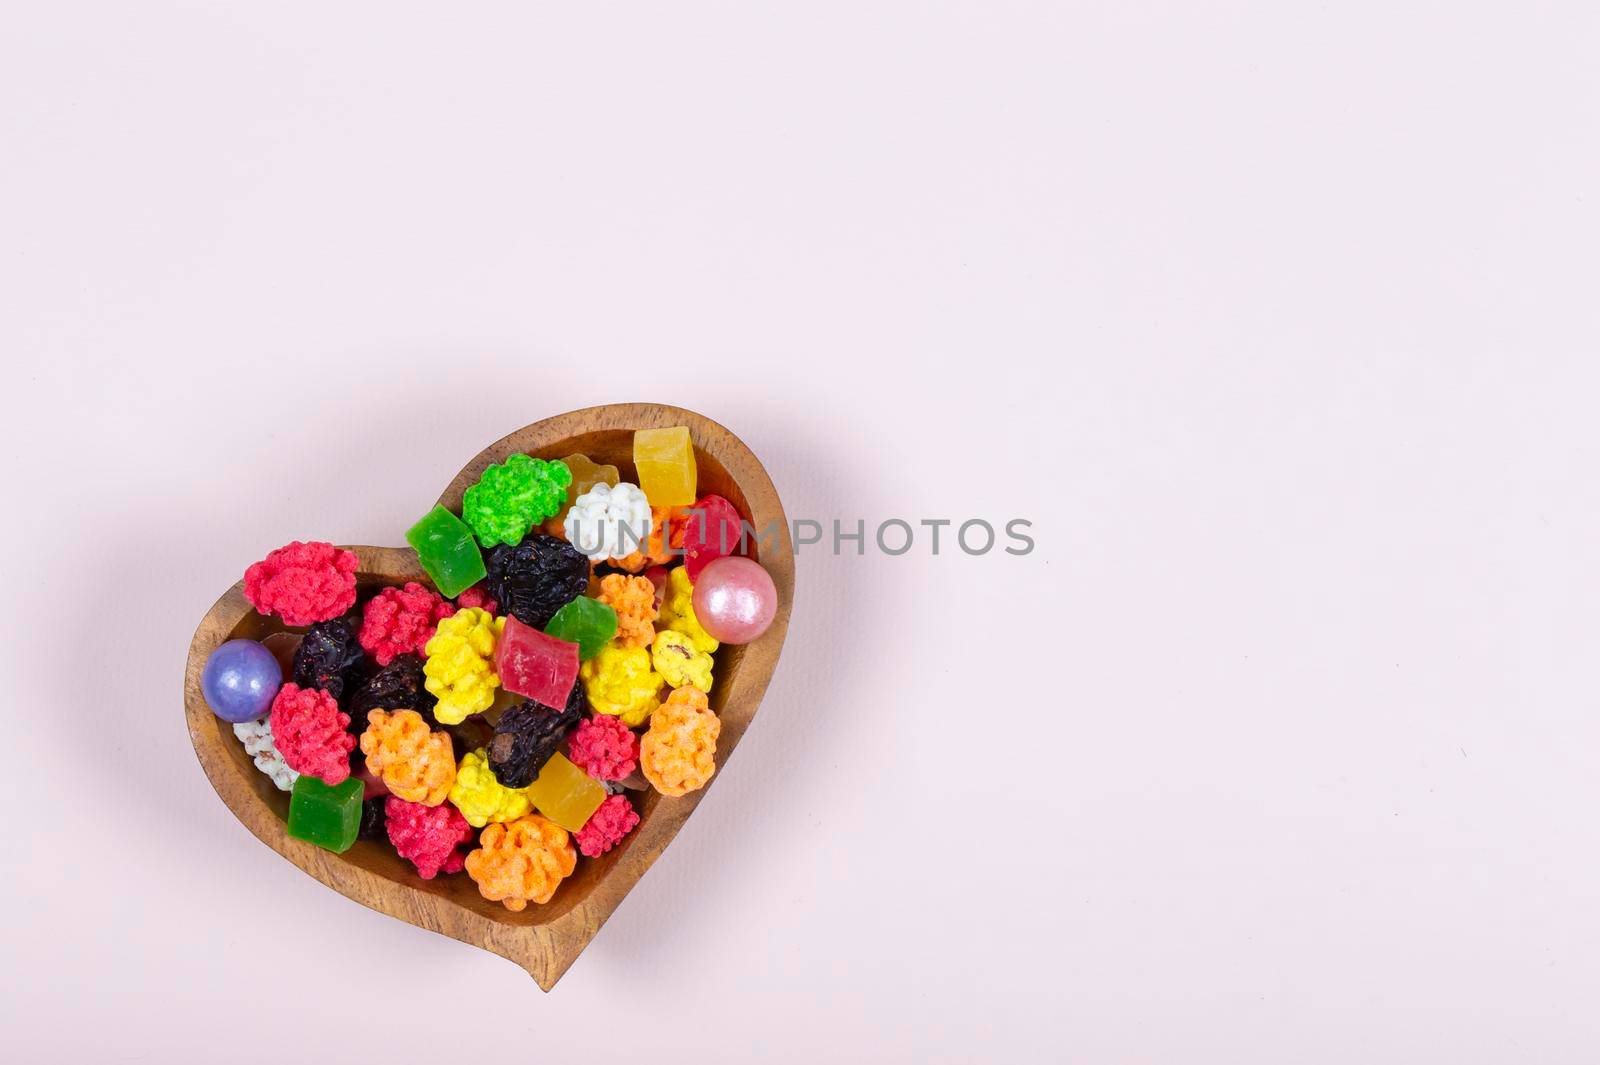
[201,639,283,723]
[691,556,778,645]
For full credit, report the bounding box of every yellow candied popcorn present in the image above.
[448,749,533,828]
[640,686,721,796]
[650,629,713,693]
[656,567,718,653]
[580,644,663,726]
[423,607,504,725]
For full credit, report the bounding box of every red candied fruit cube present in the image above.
[494,615,580,709]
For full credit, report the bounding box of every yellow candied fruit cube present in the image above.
[633,426,697,507]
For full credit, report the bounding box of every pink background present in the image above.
[5,4,1599,1062]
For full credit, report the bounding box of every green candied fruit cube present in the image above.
[543,595,618,661]
[406,504,487,598]
[286,776,364,853]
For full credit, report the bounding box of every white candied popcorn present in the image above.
[233,716,299,792]
[563,481,654,562]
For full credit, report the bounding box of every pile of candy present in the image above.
[199,424,779,912]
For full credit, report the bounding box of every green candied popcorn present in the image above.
[462,456,573,548]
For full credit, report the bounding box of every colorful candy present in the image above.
[656,567,718,653]
[359,583,454,666]
[269,683,355,785]
[359,709,456,806]
[465,815,577,910]
[201,639,283,723]
[640,686,720,796]
[233,716,299,791]
[287,775,364,853]
[633,426,697,507]
[405,506,486,599]
[384,796,475,878]
[564,482,653,563]
[493,616,579,711]
[223,418,789,910]
[422,607,503,724]
[522,752,607,832]
[575,794,640,858]
[485,532,590,627]
[692,556,778,644]
[610,505,679,572]
[462,454,572,548]
[596,574,657,649]
[580,644,663,726]
[548,453,619,535]
[243,541,360,627]
[566,714,638,781]
[454,583,498,615]
[542,595,618,661]
[680,494,743,580]
[650,629,714,693]
[447,749,532,827]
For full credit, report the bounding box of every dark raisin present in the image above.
[488,683,589,788]
[357,796,388,841]
[485,533,589,628]
[291,619,366,702]
[347,653,436,736]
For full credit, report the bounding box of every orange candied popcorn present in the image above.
[465,815,577,911]
[609,506,683,573]
[359,709,455,806]
[597,574,657,648]
[640,686,721,797]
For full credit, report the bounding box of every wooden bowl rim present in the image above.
[183,404,793,989]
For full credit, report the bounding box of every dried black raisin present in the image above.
[347,653,437,735]
[488,683,589,788]
[291,619,366,702]
[485,533,589,628]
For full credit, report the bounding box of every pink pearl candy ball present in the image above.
[691,556,778,645]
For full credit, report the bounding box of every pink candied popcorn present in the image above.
[269,682,355,785]
[243,540,359,626]
[567,714,639,781]
[574,794,640,858]
[359,582,456,666]
[455,583,499,616]
[384,796,475,879]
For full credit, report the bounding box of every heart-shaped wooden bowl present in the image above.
[183,404,793,989]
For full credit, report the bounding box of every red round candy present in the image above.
[575,794,640,858]
[243,541,359,627]
[359,582,455,666]
[680,495,743,581]
[269,682,355,785]
[384,797,475,879]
